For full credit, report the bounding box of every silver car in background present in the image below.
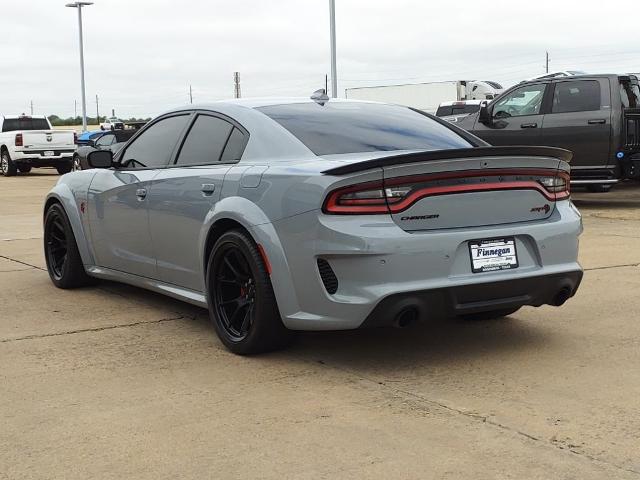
[43,98,583,354]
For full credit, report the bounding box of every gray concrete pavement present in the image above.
[1,171,639,479]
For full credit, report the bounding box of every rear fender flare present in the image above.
[200,197,300,318]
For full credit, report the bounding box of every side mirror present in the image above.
[478,101,492,124]
[87,150,113,169]
[87,139,96,147]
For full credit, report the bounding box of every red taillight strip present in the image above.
[388,181,555,212]
[323,168,570,215]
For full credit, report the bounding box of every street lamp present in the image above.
[66,1,93,132]
[329,0,337,98]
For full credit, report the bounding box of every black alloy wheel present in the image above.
[43,203,95,288]
[214,245,256,340]
[206,229,293,354]
[44,208,68,281]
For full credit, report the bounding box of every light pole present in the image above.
[329,0,337,98]
[66,2,93,132]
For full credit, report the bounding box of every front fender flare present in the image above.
[45,184,95,266]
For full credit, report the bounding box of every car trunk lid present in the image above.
[322,147,571,231]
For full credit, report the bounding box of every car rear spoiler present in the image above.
[321,146,573,176]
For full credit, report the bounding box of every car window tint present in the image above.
[95,134,113,146]
[492,84,546,118]
[176,115,233,166]
[552,80,601,113]
[2,118,49,131]
[436,106,453,117]
[121,114,190,168]
[258,102,472,156]
[220,128,247,163]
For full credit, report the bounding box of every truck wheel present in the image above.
[56,163,73,175]
[44,203,96,288]
[18,165,32,174]
[0,150,17,177]
[587,184,613,193]
[72,155,81,172]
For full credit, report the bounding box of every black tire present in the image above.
[43,203,96,289]
[1,150,17,177]
[458,307,521,321]
[18,165,32,173]
[56,162,73,175]
[206,229,294,355]
[587,184,613,193]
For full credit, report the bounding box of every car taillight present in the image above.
[323,169,570,215]
[73,132,78,144]
[15,133,23,147]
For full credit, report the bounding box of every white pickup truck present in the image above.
[0,115,76,177]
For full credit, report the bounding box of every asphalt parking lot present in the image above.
[1,171,639,479]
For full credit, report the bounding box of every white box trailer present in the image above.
[345,80,503,114]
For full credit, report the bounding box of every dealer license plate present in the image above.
[43,151,54,156]
[469,237,518,273]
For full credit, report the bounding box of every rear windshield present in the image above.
[258,102,472,156]
[2,117,49,132]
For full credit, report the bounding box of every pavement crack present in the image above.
[309,359,640,477]
[0,255,45,271]
[0,315,187,343]
[584,263,640,271]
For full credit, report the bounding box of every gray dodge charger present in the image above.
[43,97,583,354]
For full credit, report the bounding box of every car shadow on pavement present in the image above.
[96,279,551,370]
[285,313,552,371]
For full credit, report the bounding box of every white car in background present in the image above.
[100,117,124,131]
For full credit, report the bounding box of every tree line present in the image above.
[47,115,152,126]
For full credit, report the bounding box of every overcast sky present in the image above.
[2,0,639,118]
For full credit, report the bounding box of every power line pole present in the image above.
[233,72,241,99]
[545,51,550,74]
[329,0,337,98]
[74,100,77,118]
[325,74,328,94]
[30,100,34,115]
[189,85,193,104]
[95,94,99,123]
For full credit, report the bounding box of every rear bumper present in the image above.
[360,270,582,328]
[13,152,73,166]
[269,200,583,331]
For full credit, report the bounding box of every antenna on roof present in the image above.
[311,89,330,106]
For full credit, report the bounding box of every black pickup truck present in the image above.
[457,74,640,191]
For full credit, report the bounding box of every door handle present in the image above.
[588,119,606,125]
[520,122,538,129]
[201,183,216,196]
[135,188,147,200]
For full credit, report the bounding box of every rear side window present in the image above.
[436,106,453,117]
[220,128,248,162]
[258,102,472,156]
[2,118,49,131]
[120,114,190,168]
[552,80,601,113]
[176,115,234,166]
